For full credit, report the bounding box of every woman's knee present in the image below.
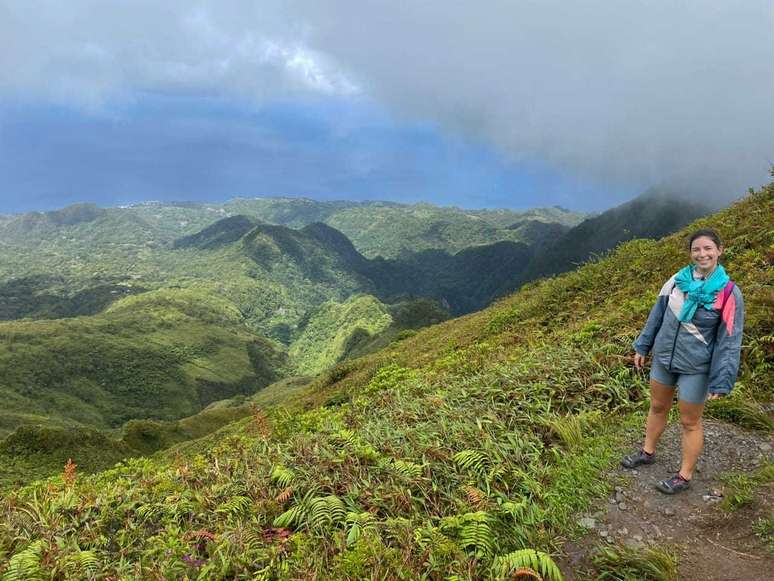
[678,399,705,429]
[649,400,671,415]
[679,411,703,431]
[649,380,675,415]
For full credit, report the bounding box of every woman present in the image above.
[621,228,744,494]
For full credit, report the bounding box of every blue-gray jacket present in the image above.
[633,273,744,395]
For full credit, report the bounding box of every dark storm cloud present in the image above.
[1,1,772,205]
[290,1,774,201]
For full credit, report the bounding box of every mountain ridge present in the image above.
[0,182,769,577]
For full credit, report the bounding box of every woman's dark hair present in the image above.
[687,228,723,250]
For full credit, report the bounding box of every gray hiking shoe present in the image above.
[621,448,656,469]
[656,473,691,495]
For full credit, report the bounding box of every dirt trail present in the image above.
[562,419,773,580]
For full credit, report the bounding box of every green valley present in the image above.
[0,181,770,578]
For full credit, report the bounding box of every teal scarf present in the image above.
[674,264,729,322]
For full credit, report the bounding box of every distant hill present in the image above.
[1,183,768,576]
[222,197,586,258]
[516,189,711,286]
[0,288,287,437]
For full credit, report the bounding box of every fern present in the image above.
[63,550,99,577]
[493,549,563,581]
[215,495,252,518]
[463,485,488,508]
[274,486,294,504]
[270,465,296,487]
[458,511,496,558]
[273,504,306,529]
[440,511,496,559]
[453,450,489,476]
[346,511,377,546]
[273,494,346,531]
[390,459,424,481]
[333,429,358,449]
[3,540,46,581]
[308,495,346,530]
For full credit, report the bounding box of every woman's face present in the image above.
[690,236,722,274]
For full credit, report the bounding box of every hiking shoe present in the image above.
[656,473,691,495]
[621,449,656,469]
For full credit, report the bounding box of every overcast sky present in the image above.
[1,1,772,213]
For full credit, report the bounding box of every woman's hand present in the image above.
[707,393,724,400]
[633,353,646,370]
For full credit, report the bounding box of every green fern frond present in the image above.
[493,549,563,581]
[390,459,424,481]
[270,465,296,487]
[333,429,359,449]
[215,495,252,518]
[78,550,99,573]
[308,495,346,530]
[3,540,46,581]
[345,511,377,546]
[453,450,489,475]
[273,504,306,529]
[457,511,496,558]
[136,503,163,522]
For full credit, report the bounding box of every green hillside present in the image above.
[1,183,769,578]
[289,295,450,375]
[523,190,711,282]
[289,295,393,375]
[223,197,586,258]
[0,288,287,437]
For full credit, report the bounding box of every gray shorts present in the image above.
[650,359,709,404]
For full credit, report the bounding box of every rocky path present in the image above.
[562,419,773,580]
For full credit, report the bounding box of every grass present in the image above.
[0,183,770,578]
[592,544,679,581]
[718,462,774,512]
[753,512,774,553]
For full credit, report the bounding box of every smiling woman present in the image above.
[625,228,744,494]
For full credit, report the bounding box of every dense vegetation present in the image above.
[0,182,770,578]
[220,198,585,259]
[0,288,286,437]
[522,189,711,283]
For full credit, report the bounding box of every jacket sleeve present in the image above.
[708,287,744,395]
[633,294,668,356]
[633,276,675,356]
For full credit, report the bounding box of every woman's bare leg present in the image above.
[678,400,705,480]
[643,379,676,454]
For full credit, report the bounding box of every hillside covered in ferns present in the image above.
[0,183,771,579]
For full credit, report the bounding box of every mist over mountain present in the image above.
[515,189,713,287]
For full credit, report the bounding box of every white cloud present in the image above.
[1,1,772,200]
[0,0,357,105]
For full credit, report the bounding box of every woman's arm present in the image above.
[708,287,744,396]
[633,278,674,358]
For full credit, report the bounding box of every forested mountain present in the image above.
[1,183,769,577]
[0,189,711,490]
[521,190,711,282]
[221,197,584,258]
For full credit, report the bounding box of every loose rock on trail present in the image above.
[562,419,773,580]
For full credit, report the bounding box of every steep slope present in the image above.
[1,184,769,577]
[524,189,710,281]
